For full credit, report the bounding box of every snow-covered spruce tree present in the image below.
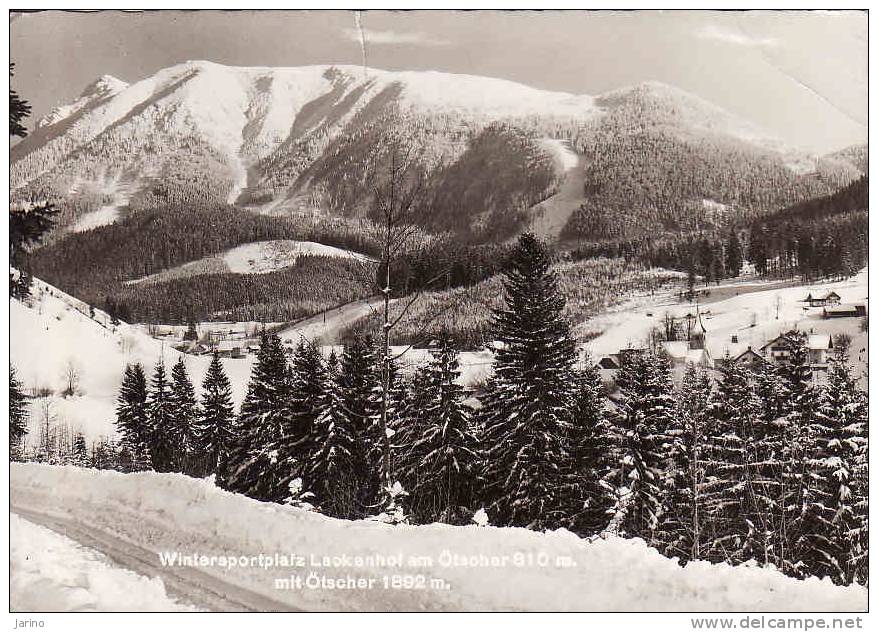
[169,356,197,473]
[271,341,327,500]
[403,337,479,525]
[114,363,152,471]
[193,352,235,477]
[751,359,789,569]
[309,350,356,517]
[480,233,579,531]
[800,353,868,585]
[850,393,869,586]
[72,432,88,467]
[658,365,713,564]
[10,365,29,460]
[777,330,821,577]
[566,359,615,537]
[147,360,176,472]
[339,335,383,517]
[218,333,288,500]
[610,350,675,545]
[702,358,765,566]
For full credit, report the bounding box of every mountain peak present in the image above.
[80,74,129,98]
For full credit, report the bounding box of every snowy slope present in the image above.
[128,239,372,285]
[10,278,253,442]
[10,513,195,612]
[10,463,867,612]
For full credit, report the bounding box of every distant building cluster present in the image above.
[597,290,865,389]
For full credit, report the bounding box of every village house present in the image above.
[823,303,866,319]
[803,291,841,308]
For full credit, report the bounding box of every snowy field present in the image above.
[10,513,195,612]
[128,239,370,285]
[10,463,867,612]
[584,268,868,362]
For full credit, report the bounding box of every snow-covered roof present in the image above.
[807,335,831,351]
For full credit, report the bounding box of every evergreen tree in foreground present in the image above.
[659,365,713,563]
[308,350,359,518]
[272,342,328,501]
[703,359,763,565]
[115,363,151,471]
[147,360,176,472]
[337,335,383,517]
[169,356,197,473]
[193,352,235,476]
[481,233,579,530]
[10,365,29,460]
[802,353,868,585]
[611,351,675,544]
[404,337,479,524]
[218,333,287,499]
[566,360,615,537]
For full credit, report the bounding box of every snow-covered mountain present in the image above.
[14,60,859,242]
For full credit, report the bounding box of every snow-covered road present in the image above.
[10,513,197,611]
[10,463,868,612]
[11,507,292,612]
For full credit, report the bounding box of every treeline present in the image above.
[571,176,868,284]
[748,176,868,280]
[26,206,381,314]
[87,234,868,587]
[113,256,373,323]
[559,84,858,243]
[344,256,681,349]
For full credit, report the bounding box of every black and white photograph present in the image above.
[6,6,870,621]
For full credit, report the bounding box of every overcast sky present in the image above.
[10,9,867,153]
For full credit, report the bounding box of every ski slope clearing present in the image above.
[529,144,586,241]
[127,239,370,285]
[10,513,195,612]
[10,464,867,612]
[10,279,253,442]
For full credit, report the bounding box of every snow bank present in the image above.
[11,464,866,612]
[10,513,195,612]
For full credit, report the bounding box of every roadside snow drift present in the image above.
[10,513,195,612]
[10,464,867,612]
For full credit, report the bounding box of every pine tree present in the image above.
[218,333,287,499]
[725,230,744,278]
[403,337,479,524]
[72,433,88,467]
[10,365,29,460]
[801,353,868,584]
[115,363,152,471]
[169,356,197,473]
[564,360,615,537]
[272,342,328,500]
[9,64,56,299]
[193,352,235,476]
[9,63,31,138]
[703,359,765,565]
[337,335,383,517]
[750,359,788,568]
[481,233,579,531]
[659,365,712,563]
[777,330,821,577]
[610,350,675,545]
[309,350,360,518]
[147,360,176,472]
